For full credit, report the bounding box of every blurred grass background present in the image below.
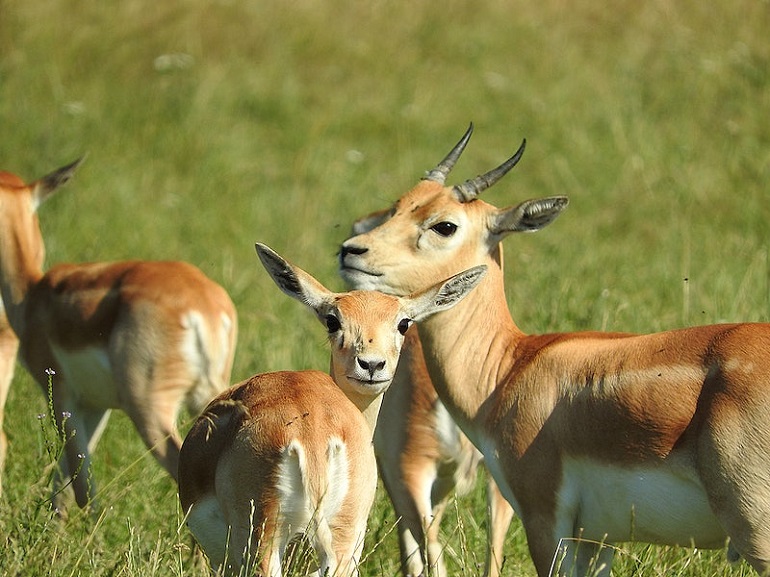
[0,0,767,575]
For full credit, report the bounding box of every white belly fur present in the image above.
[50,344,119,408]
[557,456,726,547]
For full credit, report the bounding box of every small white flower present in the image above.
[63,101,86,116]
[345,150,365,165]
[153,53,194,72]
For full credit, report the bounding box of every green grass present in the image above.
[0,0,768,575]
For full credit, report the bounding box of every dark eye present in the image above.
[325,315,341,333]
[431,222,457,237]
[397,318,412,336]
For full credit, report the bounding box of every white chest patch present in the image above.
[49,345,118,408]
[556,456,726,547]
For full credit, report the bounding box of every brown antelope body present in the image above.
[339,125,770,576]
[349,211,514,577]
[0,160,237,511]
[178,243,485,577]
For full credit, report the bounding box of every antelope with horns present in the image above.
[0,160,237,512]
[339,124,770,576]
[348,211,514,577]
[178,243,485,577]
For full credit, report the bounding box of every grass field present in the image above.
[1,0,768,575]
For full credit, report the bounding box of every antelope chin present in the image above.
[339,266,383,290]
[347,377,392,395]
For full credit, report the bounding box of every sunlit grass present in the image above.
[1,0,768,575]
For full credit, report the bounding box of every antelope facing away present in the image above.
[347,210,514,577]
[178,243,485,577]
[0,160,237,512]
[339,124,770,576]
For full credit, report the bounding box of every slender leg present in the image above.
[51,404,109,513]
[425,499,448,577]
[0,325,18,497]
[484,474,515,577]
[379,467,433,576]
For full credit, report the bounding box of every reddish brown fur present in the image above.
[178,243,484,577]
[0,161,237,511]
[26,260,231,350]
[339,134,770,576]
[179,370,374,572]
[0,172,25,188]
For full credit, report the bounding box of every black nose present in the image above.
[340,244,368,260]
[358,357,385,376]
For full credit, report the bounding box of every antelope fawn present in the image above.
[340,124,770,576]
[0,159,237,512]
[178,243,485,577]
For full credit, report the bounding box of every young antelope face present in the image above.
[320,289,413,397]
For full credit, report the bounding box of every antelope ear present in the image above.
[490,196,568,235]
[402,265,487,322]
[255,243,334,311]
[32,156,86,209]
[351,208,391,235]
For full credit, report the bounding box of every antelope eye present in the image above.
[431,221,457,237]
[397,318,412,336]
[325,315,341,333]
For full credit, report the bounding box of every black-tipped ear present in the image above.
[404,265,487,322]
[255,243,303,297]
[255,242,333,311]
[491,196,569,235]
[33,156,86,208]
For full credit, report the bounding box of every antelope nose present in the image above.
[357,357,386,378]
[340,244,368,261]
